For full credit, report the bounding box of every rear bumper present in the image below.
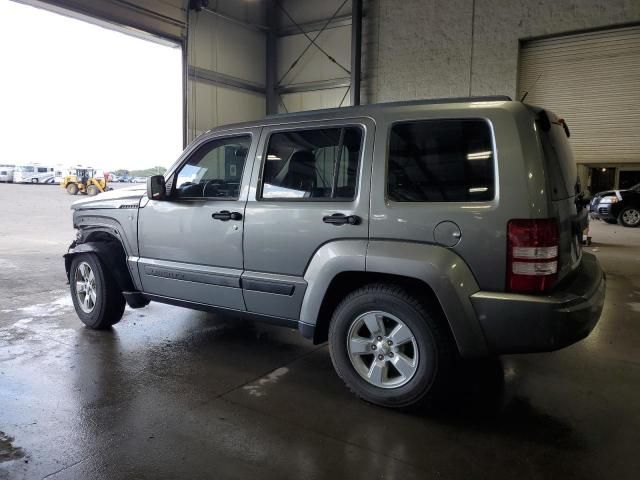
[471,253,605,354]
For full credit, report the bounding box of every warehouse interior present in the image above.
[24,0,639,189]
[1,0,640,479]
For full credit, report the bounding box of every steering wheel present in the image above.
[203,179,225,197]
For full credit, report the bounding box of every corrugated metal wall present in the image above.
[276,0,352,112]
[518,26,640,166]
[187,7,266,140]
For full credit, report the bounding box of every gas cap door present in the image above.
[433,221,461,247]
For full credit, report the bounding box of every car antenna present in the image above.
[520,73,542,102]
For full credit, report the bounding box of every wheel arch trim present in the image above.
[300,239,490,358]
[64,235,138,294]
[366,240,488,357]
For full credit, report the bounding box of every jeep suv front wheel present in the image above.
[328,284,453,409]
[70,253,126,329]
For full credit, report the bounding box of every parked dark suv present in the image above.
[64,97,606,409]
[590,183,640,227]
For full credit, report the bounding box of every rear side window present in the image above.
[261,127,362,200]
[387,119,495,202]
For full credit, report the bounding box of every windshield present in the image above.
[16,166,34,172]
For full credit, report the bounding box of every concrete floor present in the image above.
[0,182,639,480]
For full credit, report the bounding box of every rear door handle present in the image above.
[323,213,361,225]
[212,210,242,221]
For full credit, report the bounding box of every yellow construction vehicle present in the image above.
[61,168,110,196]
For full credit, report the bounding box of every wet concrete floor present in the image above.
[1,183,639,479]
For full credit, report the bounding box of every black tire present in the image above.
[66,183,78,195]
[86,185,99,196]
[328,283,454,409]
[31,178,38,184]
[69,253,125,329]
[604,219,618,224]
[618,207,640,228]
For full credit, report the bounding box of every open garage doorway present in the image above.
[0,0,183,180]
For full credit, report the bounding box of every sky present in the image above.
[0,0,183,172]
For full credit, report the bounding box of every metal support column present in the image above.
[266,0,279,115]
[350,0,362,106]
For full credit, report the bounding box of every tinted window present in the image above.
[261,127,362,200]
[388,119,495,202]
[175,136,250,199]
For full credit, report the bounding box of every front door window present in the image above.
[174,136,251,199]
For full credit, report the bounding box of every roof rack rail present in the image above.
[379,95,512,106]
[266,95,512,118]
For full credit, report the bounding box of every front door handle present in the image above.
[212,210,242,221]
[322,213,361,225]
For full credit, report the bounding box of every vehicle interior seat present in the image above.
[282,150,317,195]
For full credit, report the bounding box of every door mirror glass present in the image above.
[147,175,166,201]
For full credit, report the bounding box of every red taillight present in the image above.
[507,219,559,293]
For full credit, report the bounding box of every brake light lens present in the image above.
[507,219,559,293]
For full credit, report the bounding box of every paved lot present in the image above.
[1,182,639,480]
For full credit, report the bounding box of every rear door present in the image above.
[242,118,374,319]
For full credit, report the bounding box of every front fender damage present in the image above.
[64,240,149,309]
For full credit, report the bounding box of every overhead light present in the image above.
[468,187,488,193]
[467,151,492,160]
[601,168,607,172]
[267,155,281,161]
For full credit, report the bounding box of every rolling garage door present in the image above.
[31,0,187,42]
[518,26,640,165]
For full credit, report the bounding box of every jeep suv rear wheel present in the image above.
[70,253,125,329]
[328,284,453,409]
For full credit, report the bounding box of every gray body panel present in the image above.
[242,117,374,278]
[135,126,261,309]
[72,186,145,290]
[67,97,604,358]
[241,271,307,320]
[368,102,548,292]
[366,240,486,357]
[299,240,368,326]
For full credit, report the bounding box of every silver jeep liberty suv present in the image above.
[65,97,605,409]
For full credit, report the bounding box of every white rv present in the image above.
[0,164,14,183]
[13,164,56,183]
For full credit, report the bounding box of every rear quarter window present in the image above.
[387,119,495,202]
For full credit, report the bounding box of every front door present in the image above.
[137,129,259,309]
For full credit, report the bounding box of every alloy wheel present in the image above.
[346,310,419,389]
[622,208,640,226]
[75,261,97,313]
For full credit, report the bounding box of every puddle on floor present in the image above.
[243,367,290,397]
[18,294,73,318]
[0,431,25,463]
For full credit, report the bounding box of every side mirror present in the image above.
[147,175,166,201]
